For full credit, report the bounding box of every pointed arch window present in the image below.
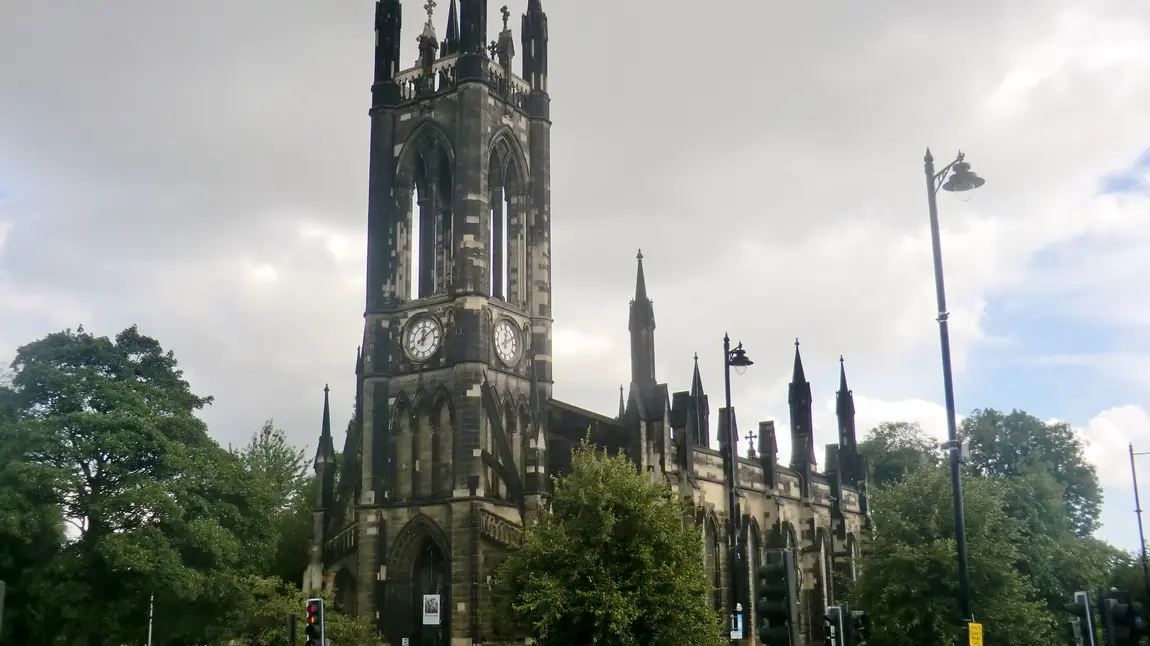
[820,536,833,607]
[400,128,454,301]
[703,515,722,611]
[748,523,763,639]
[488,137,524,303]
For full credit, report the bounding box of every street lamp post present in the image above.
[923,148,984,631]
[723,333,753,642]
[1128,444,1150,603]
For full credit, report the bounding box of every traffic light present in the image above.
[824,605,845,646]
[852,610,870,646]
[1100,589,1145,646]
[756,548,799,646]
[305,597,325,646]
[1098,588,1135,646]
[1065,591,1096,646]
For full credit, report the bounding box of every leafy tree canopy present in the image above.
[219,575,382,646]
[859,421,941,487]
[493,439,724,646]
[960,408,1101,536]
[0,326,285,644]
[235,420,314,588]
[850,468,1057,646]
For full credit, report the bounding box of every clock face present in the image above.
[404,316,442,361]
[492,319,521,365]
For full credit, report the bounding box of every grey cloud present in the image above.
[3,0,1149,454]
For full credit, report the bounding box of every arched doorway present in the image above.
[334,568,357,616]
[411,537,450,646]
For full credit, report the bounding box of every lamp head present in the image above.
[729,343,753,375]
[942,161,985,192]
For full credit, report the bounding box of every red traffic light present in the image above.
[307,604,317,614]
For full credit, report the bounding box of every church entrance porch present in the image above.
[411,538,449,646]
[383,514,453,646]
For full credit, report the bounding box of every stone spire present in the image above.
[628,250,657,387]
[313,385,336,511]
[494,5,516,69]
[373,0,403,83]
[788,339,816,473]
[688,352,710,447]
[521,0,547,91]
[837,355,859,484]
[441,0,460,54]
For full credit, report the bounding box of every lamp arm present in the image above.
[931,153,965,194]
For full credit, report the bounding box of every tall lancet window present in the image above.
[401,128,453,300]
[488,138,522,303]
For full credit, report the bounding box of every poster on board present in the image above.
[422,594,441,625]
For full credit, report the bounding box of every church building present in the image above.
[303,1,873,644]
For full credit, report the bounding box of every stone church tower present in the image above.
[305,2,872,645]
[305,1,553,644]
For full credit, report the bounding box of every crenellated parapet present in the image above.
[392,54,533,109]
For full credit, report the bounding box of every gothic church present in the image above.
[303,1,873,644]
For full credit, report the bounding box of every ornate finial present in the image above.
[839,354,844,363]
[636,248,643,260]
[745,429,758,457]
[423,0,437,23]
[488,40,498,58]
[501,5,510,29]
[693,352,698,362]
[795,337,800,347]
[324,383,330,393]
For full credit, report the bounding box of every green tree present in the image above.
[218,575,382,645]
[0,386,65,644]
[235,420,313,586]
[2,325,280,645]
[492,439,724,646]
[859,421,941,487]
[1108,551,1150,612]
[235,420,308,510]
[995,465,1115,610]
[960,409,1101,536]
[850,468,1057,646]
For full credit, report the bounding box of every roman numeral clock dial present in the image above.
[403,315,442,362]
[493,318,521,365]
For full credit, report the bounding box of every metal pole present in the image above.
[0,579,6,636]
[924,149,973,629]
[1128,444,1150,602]
[723,333,741,642]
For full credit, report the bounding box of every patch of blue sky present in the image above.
[1099,147,1150,195]
[957,291,1124,422]
[1097,488,1140,552]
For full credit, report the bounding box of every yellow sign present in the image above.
[968,622,983,646]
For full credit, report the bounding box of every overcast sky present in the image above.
[3,0,1150,550]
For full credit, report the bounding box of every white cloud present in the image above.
[851,395,954,443]
[1075,405,1150,489]
[2,0,1150,546]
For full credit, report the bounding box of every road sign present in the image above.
[968,622,983,646]
[731,611,743,639]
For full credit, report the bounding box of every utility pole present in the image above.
[1129,444,1150,604]
[147,592,155,646]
